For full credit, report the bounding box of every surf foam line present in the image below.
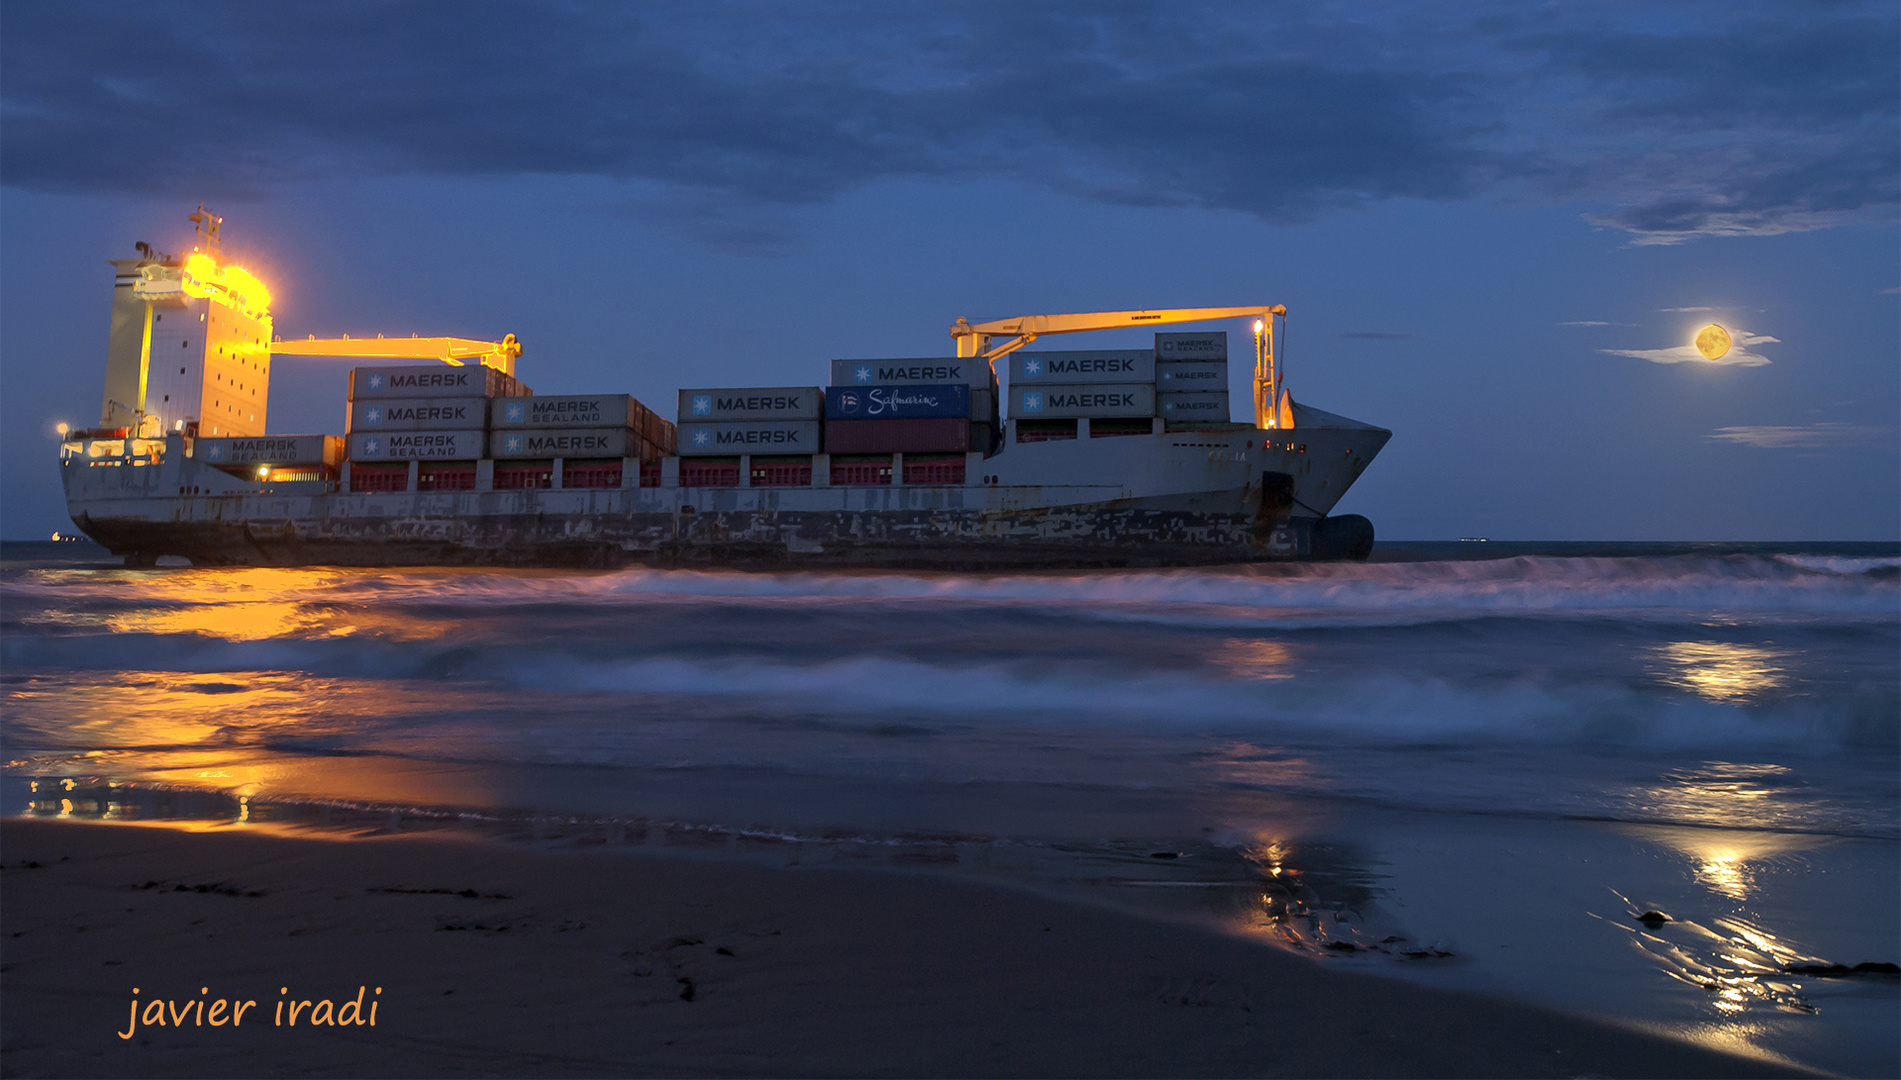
[8,554,1897,618]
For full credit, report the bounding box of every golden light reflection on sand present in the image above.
[1215,639,1300,680]
[1650,641,1787,702]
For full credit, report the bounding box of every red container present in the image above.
[417,462,477,491]
[350,463,408,492]
[823,417,969,454]
[902,455,966,485]
[830,455,891,485]
[680,459,740,487]
[495,462,553,490]
[639,462,662,488]
[564,460,623,489]
[750,456,812,486]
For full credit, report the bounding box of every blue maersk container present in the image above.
[824,384,969,420]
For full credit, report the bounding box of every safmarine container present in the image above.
[1159,392,1231,421]
[824,384,969,420]
[678,387,821,423]
[1154,362,1229,389]
[491,428,642,459]
[829,358,992,387]
[1012,384,1155,419]
[1010,350,1153,384]
[678,420,822,455]
[1154,331,1228,362]
[823,418,969,454]
[491,395,643,429]
[349,397,488,432]
[349,365,528,399]
[195,435,342,467]
[348,430,486,461]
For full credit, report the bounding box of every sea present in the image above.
[3,539,1896,1075]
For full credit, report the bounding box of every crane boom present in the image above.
[271,333,522,376]
[950,304,1292,429]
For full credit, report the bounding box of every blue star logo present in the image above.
[505,403,524,423]
[854,365,873,383]
[504,434,522,453]
[1022,392,1043,412]
[366,406,383,423]
[206,444,224,461]
[692,395,712,415]
[691,428,710,447]
[1023,357,1042,377]
[364,438,381,455]
[368,374,384,390]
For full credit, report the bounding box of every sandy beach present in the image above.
[0,819,1809,1078]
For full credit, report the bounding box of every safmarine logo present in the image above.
[503,402,525,423]
[364,406,383,424]
[854,365,873,383]
[837,391,862,415]
[690,427,710,448]
[1021,391,1044,413]
[503,434,523,454]
[691,395,712,416]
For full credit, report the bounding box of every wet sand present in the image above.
[0,819,1809,1078]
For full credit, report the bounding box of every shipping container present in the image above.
[1010,350,1153,384]
[828,454,892,485]
[824,384,969,420]
[349,397,488,432]
[194,435,342,467]
[678,420,822,456]
[1159,392,1231,421]
[417,462,478,492]
[491,428,641,459]
[349,462,408,492]
[563,459,623,489]
[1011,383,1155,418]
[829,358,992,388]
[750,455,813,487]
[642,409,676,455]
[823,417,969,454]
[1154,361,1229,389]
[349,430,486,461]
[494,462,552,490]
[491,394,644,429]
[349,364,528,400]
[677,387,821,422]
[1154,331,1228,362]
[680,458,741,487]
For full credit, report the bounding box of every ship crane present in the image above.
[270,333,523,376]
[951,305,1294,429]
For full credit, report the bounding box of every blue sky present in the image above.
[3,1,1895,540]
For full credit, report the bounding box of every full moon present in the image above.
[1694,324,1732,361]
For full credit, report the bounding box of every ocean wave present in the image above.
[6,553,1897,622]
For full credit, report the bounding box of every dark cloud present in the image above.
[1337,332,1419,340]
[2,1,1893,245]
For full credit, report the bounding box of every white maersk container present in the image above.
[348,431,486,461]
[1159,392,1231,421]
[829,358,994,388]
[677,387,822,423]
[678,420,822,456]
[491,395,646,429]
[1012,384,1155,419]
[194,435,343,467]
[1010,350,1154,384]
[1154,331,1228,362]
[349,397,489,432]
[348,365,529,399]
[1154,361,1228,389]
[491,428,643,459]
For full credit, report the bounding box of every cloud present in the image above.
[1,2,1893,245]
[1708,423,1896,448]
[1558,320,1624,326]
[1336,331,1418,340]
[1882,286,1900,295]
[1658,307,1715,313]
[1600,331,1778,367]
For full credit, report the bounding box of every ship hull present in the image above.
[63,412,1389,569]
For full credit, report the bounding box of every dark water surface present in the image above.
[4,540,1896,1074]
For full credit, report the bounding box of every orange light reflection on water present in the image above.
[1651,641,1788,703]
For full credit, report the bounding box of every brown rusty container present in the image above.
[823,417,970,454]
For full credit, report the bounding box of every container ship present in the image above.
[59,213,1390,569]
